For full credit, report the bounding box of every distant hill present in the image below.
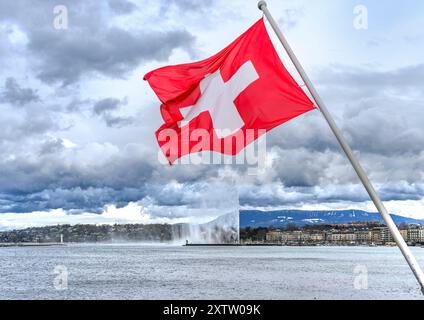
[0,215,239,245]
[240,210,424,228]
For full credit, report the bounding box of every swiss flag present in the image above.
[144,18,315,164]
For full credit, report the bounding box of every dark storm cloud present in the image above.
[92,97,134,128]
[265,112,337,153]
[2,178,423,215]
[30,27,195,86]
[262,63,424,189]
[0,187,146,214]
[107,0,138,15]
[0,143,157,197]
[270,147,354,187]
[93,98,123,115]
[317,64,424,92]
[66,99,92,113]
[0,110,57,144]
[161,0,215,12]
[0,78,40,106]
[378,183,424,201]
[38,138,67,155]
[103,115,134,128]
[18,112,57,137]
[0,0,196,86]
[0,180,236,214]
[270,64,424,156]
[242,62,424,195]
[238,183,424,209]
[314,64,424,156]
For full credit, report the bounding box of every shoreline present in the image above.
[0,243,66,248]
[1,242,422,248]
[184,243,424,248]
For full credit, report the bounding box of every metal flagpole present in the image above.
[258,0,424,293]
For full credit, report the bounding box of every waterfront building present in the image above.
[408,228,424,243]
[341,233,356,242]
[266,230,283,243]
[309,233,326,242]
[287,231,303,242]
[327,233,342,243]
[400,229,408,241]
[355,231,372,243]
[327,232,356,243]
[382,227,393,243]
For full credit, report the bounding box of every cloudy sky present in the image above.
[1,0,424,230]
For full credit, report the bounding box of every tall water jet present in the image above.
[171,181,240,244]
[175,211,240,244]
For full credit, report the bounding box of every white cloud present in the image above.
[61,138,77,149]
[0,201,228,231]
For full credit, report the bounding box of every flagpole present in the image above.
[258,0,424,294]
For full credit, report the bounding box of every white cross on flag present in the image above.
[144,19,315,164]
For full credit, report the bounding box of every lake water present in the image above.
[0,244,423,300]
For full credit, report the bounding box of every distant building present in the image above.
[343,233,356,242]
[408,228,424,243]
[400,229,408,241]
[281,232,290,243]
[300,233,311,242]
[381,227,393,243]
[240,223,424,246]
[371,227,393,244]
[309,233,326,242]
[371,229,382,244]
[327,232,356,243]
[355,231,372,243]
[266,230,283,243]
[288,231,303,242]
[327,233,341,242]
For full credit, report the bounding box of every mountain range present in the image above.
[239,210,424,228]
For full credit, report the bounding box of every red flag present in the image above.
[144,18,315,164]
